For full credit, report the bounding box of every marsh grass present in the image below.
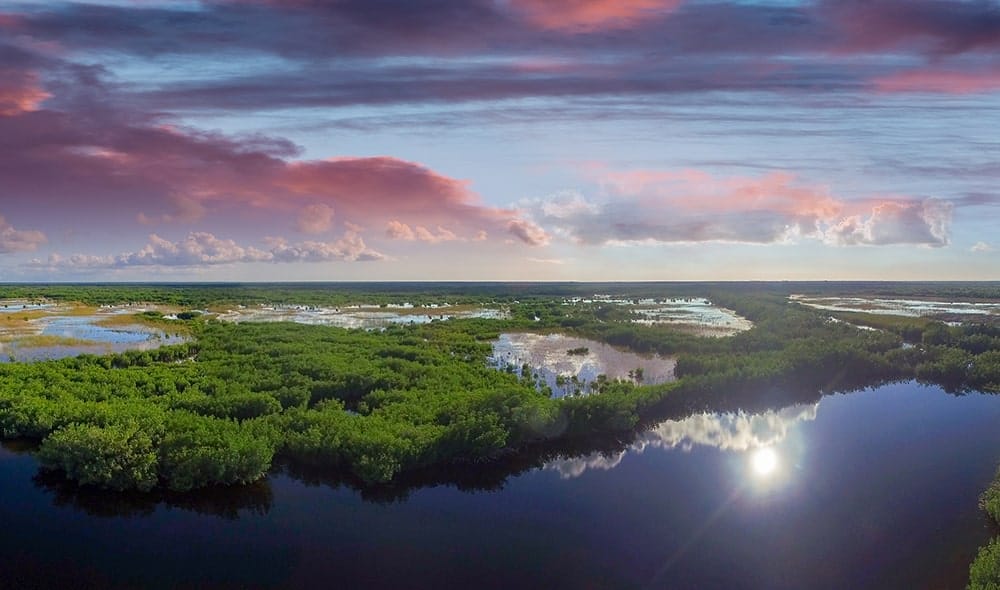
[11,334,100,348]
[94,311,192,336]
[826,310,935,342]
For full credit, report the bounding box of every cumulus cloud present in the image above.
[824,199,952,247]
[971,241,994,253]
[522,168,953,247]
[27,231,383,270]
[385,220,415,241]
[506,219,550,246]
[118,232,271,266]
[266,233,384,262]
[0,215,47,253]
[295,203,335,234]
[384,220,462,243]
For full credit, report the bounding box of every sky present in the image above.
[0,0,998,281]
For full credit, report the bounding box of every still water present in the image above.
[2,382,999,589]
[0,315,186,362]
[490,333,676,397]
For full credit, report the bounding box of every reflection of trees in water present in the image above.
[1,438,39,454]
[276,433,647,505]
[32,470,273,520]
[21,380,869,512]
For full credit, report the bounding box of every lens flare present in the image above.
[750,447,779,477]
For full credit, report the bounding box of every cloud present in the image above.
[510,0,680,31]
[296,203,335,234]
[0,215,47,253]
[873,66,1000,94]
[819,0,1000,56]
[137,196,207,225]
[0,70,49,116]
[523,168,953,247]
[28,231,384,270]
[507,219,550,246]
[384,220,462,243]
[0,53,539,246]
[118,232,271,266]
[5,0,998,145]
[824,199,952,247]
[265,233,384,262]
[14,0,998,59]
[971,241,994,253]
[385,220,415,241]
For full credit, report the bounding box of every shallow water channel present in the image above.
[2,381,999,589]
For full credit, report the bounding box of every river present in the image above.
[2,381,999,589]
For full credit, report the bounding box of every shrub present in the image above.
[981,471,1000,526]
[37,421,159,492]
[968,537,1000,590]
[157,413,275,492]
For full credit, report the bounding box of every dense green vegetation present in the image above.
[969,469,1000,590]
[1,283,1000,498]
[969,537,1000,590]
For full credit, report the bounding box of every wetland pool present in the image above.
[792,294,1000,319]
[0,301,186,362]
[489,332,676,396]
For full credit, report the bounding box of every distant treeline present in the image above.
[3,281,999,308]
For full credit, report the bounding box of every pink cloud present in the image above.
[0,105,543,246]
[507,219,550,246]
[0,215,47,253]
[820,0,1000,56]
[0,70,49,116]
[873,67,1000,94]
[384,220,461,243]
[295,203,335,234]
[510,0,680,31]
[524,167,952,247]
[597,169,843,220]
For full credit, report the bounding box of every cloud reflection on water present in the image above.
[546,403,818,479]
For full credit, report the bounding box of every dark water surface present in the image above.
[2,382,1000,589]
